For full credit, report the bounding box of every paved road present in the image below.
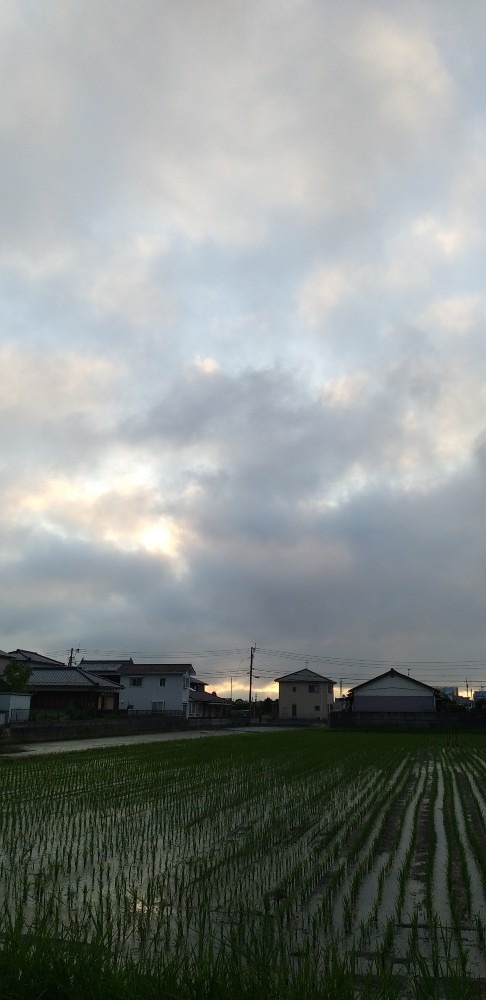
[0,725,287,757]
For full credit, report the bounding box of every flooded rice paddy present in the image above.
[1,729,486,992]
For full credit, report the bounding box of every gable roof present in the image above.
[349,668,440,695]
[9,648,67,666]
[274,668,336,684]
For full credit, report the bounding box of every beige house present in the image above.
[275,668,335,721]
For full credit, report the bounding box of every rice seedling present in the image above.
[1,730,486,997]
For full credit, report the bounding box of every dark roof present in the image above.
[9,649,67,666]
[80,660,194,676]
[274,668,336,684]
[189,689,228,704]
[26,665,122,691]
[0,662,122,692]
[349,668,440,696]
[79,659,134,671]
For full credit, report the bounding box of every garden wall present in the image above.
[1,714,237,744]
[330,710,486,730]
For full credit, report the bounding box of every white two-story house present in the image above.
[80,659,195,715]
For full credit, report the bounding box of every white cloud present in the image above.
[355,12,454,136]
[419,294,483,336]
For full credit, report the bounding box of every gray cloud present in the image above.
[1,1,486,692]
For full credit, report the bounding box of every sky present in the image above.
[2,0,486,699]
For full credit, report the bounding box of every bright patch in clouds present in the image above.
[1,1,486,691]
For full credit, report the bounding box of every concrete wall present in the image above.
[3,713,239,743]
[331,711,486,731]
[279,681,333,721]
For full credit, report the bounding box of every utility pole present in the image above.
[248,644,256,725]
[67,647,79,669]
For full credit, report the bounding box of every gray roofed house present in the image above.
[274,668,335,722]
[2,650,121,714]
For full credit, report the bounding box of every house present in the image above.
[189,677,230,719]
[6,649,121,713]
[274,668,335,721]
[348,669,443,713]
[80,659,195,716]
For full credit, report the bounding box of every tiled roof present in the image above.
[9,649,67,666]
[26,666,121,691]
[189,689,228,704]
[79,659,134,670]
[274,668,336,684]
[81,660,194,676]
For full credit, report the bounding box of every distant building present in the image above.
[274,668,335,721]
[473,690,486,705]
[439,686,459,700]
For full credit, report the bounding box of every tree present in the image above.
[0,659,32,693]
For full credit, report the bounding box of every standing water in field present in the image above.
[1,731,486,990]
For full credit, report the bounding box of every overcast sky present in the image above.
[3,0,486,698]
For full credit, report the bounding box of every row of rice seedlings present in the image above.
[442,763,472,928]
[424,760,439,923]
[394,766,430,924]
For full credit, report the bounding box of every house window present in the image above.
[152,701,165,712]
[315,705,320,711]
[183,675,189,689]
[129,677,143,687]
[159,678,166,687]
[292,686,297,692]
[309,684,319,693]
